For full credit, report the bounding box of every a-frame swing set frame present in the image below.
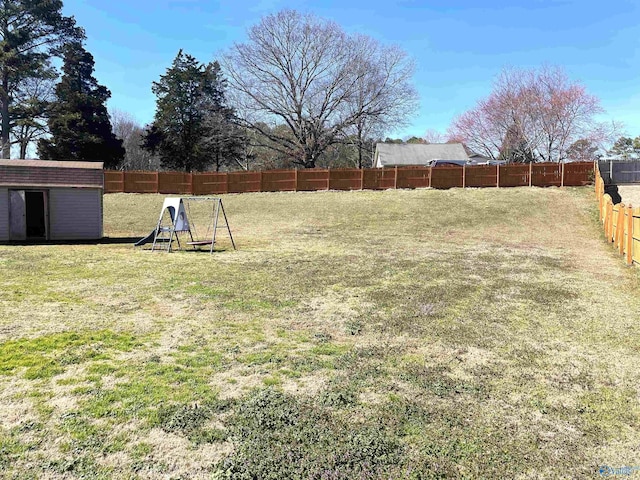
[150,196,236,254]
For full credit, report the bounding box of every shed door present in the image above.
[9,190,26,240]
[25,191,47,239]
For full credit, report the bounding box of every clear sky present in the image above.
[62,0,640,140]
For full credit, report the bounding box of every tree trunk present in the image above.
[356,124,363,169]
[1,67,10,159]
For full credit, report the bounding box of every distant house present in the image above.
[373,143,469,168]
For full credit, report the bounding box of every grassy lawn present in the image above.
[1,186,640,478]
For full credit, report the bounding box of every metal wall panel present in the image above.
[49,188,103,240]
[0,188,9,241]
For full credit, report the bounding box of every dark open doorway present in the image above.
[25,191,47,239]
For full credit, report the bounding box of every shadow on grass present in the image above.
[2,236,143,246]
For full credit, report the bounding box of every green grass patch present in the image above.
[0,330,141,379]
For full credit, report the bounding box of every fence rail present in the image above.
[104,162,593,195]
[595,163,640,266]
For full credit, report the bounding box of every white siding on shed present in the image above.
[0,188,8,241]
[49,188,102,240]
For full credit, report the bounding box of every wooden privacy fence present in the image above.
[595,163,640,266]
[104,162,593,194]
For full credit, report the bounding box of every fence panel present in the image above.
[499,164,530,187]
[397,167,431,189]
[532,163,562,187]
[193,173,227,195]
[362,169,395,190]
[158,172,192,194]
[329,169,362,190]
[430,166,463,189]
[228,171,261,193]
[104,171,124,193]
[564,162,594,186]
[465,165,497,187]
[612,203,620,244]
[124,171,158,193]
[105,161,593,195]
[297,169,329,191]
[262,170,296,192]
[598,160,640,184]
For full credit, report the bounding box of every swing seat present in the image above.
[186,240,214,246]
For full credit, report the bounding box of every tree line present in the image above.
[1,4,417,171]
[1,2,628,171]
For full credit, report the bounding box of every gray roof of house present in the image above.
[375,143,469,167]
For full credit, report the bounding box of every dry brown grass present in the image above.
[1,186,640,478]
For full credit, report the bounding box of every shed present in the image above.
[0,160,104,242]
[373,143,469,168]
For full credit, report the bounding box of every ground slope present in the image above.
[1,187,639,479]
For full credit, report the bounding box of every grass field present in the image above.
[1,186,640,479]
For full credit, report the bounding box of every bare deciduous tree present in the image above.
[110,109,158,170]
[224,9,418,168]
[12,73,56,158]
[449,66,607,162]
[422,129,446,144]
[344,35,418,168]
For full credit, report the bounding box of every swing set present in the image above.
[135,197,236,254]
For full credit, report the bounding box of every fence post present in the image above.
[609,159,613,183]
[560,162,565,187]
[189,172,193,195]
[360,168,364,190]
[605,200,609,240]
[618,204,625,254]
[603,199,607,237]
[155,171,159,193]
[529,162,532,187]
[599,178,604,222]
[294,168,298,192]
[394,166,398,189]
[260,171,264,192]
[496,164,500,188]
[462,164,466,188]
[327,168,330,191]
[607,200,613,243]
[428,166,432,188]
[627,205,634,266]
[224,172,229,194]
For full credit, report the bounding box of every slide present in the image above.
[134,230,156,247]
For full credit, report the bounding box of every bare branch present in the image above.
[223,9,418,168]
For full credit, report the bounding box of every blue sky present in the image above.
[63,0,640,140]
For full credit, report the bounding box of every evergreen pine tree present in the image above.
[38,42,124,167]
[143,50,244,172]
[0,0,85,158]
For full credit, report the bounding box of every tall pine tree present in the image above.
[143,50,243,172]
[0,0,84,158]
[38,43,124,167]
